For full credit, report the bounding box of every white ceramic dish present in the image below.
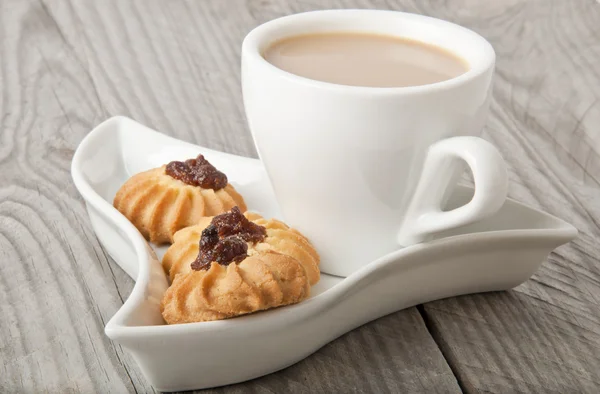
[71,117,577,392]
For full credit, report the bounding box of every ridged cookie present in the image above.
[113,162,246,244]
[160,208,320,323]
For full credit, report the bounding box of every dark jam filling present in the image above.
[191,207,267,270]
[165,154,228,190]
[210,206,267,243]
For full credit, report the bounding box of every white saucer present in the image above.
[71,117,577,392]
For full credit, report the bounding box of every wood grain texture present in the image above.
[0,0,598,393]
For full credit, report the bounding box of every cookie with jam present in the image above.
[161,207,320,323]
[113,154,246,244]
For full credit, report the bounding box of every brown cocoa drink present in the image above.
[263,32,468,87]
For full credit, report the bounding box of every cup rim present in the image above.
[242,9,496,95]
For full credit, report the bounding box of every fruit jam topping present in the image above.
[165,154,227,190]
[191,207,266,270]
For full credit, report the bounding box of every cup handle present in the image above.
[397,136,508,246]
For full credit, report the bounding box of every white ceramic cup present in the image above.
[242,10,508,277]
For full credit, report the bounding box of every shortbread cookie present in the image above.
[160,207,320,323]
[113,154,246,244]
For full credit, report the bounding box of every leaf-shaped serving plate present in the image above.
[71,117,577,392]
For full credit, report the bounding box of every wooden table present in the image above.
[1,0,599,392]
